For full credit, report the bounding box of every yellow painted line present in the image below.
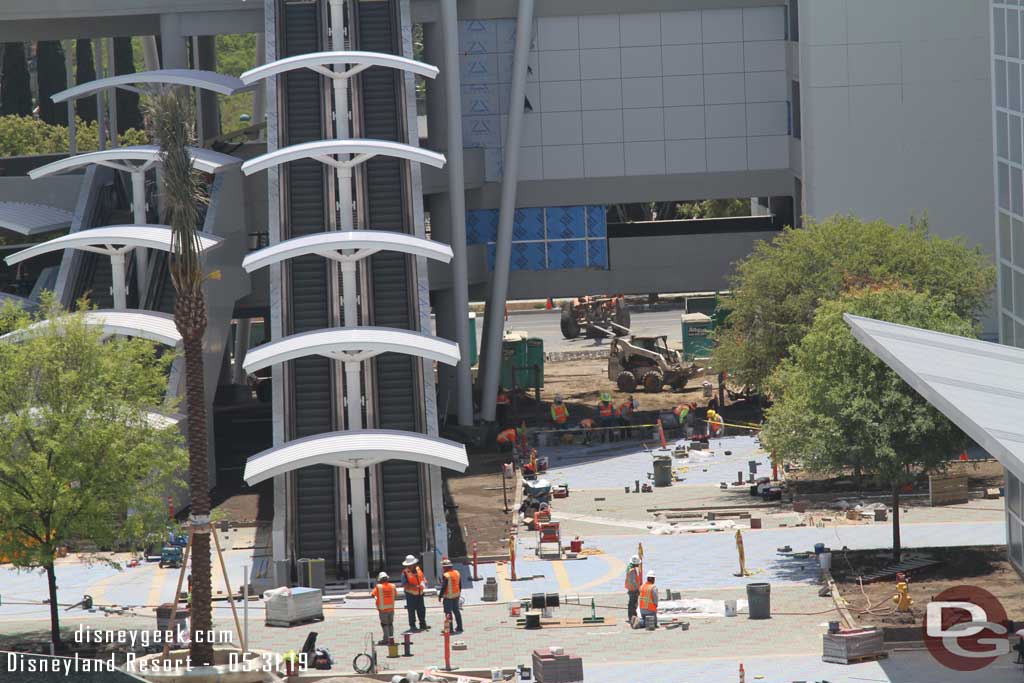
[551,561,572,594]
[494,561,515,603]
[145,563,167,609]
[572,553,626,594]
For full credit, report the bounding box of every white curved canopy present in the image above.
[242,230,453,272]
[243,326,460,373]
[51,69,248,103]
[29,145,242,179]
[1,310,182,347]
[0,202,73,236]
[241,51,438,85]
[241,139,445,176]
[0,292,38,311]
[243,429,468,484]
[4,225,223,266]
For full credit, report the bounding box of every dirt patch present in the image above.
[788,460,1004,498]
[444,449,516,559]
[832,546,1024,626]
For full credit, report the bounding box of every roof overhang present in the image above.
[845,314,1024,484]
[242,326,460,373]
[241,51,438,85]
[4,225,222,266]
[0,202,73,236]
[1,310,182,347]
[243,429,469,484]
[29,145,242,179]
[241,230,453,272]
[241,139,445,176]
[51,69,248,103]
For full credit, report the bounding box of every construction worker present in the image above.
[579,417,595,446]
[371,572,397,644]
[551,394,569,429]
[637,570,659,629]
[684,402,698,437]
[438,557,464,633]
[401,554,429,632]
[618,396,637,438]
[496,387,510,424]
[707,408,724,437]
[624,554,642,622]
[595,391,619,440]
[495,427,518,451]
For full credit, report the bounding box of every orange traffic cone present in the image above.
[546,297,554,310]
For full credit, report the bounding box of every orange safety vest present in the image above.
[580,418,595,429]
[403,567,425,596]
[674,405,689,418]
[496,390,510,405]
[496,428,517,444]
[598,402,615,417]
[638,582,658,611]
[619,402,634,418]
[373,581,396,612]
[442,569,461,599]
[551,403,568,424]
[624,566,641,592]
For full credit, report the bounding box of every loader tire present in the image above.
[560,303,580,339]
[616,370,638,393]
[640,369,665,393]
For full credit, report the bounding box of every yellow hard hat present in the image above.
[600,392,611,402]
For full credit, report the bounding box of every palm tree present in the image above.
[144,87,214,666]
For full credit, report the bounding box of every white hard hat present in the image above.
[646,570,656,579]
[402,554,418,567]
[630,555,641,565]
[378,571,389,581]
[555,394,563,402]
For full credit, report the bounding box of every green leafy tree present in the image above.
[74,39,97,122]
[144,86,215,665]
[113,37,142,133]
[0,115,147,156]
[1,43,33,116]
[0,299,185,649]
[676,198,750,219]
[713,215,995,391]
[36,41,68,126]
[215,33,256,130]
[762,287,974,561]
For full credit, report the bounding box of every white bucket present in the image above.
[724,599,737,617]
[819,552,832,572]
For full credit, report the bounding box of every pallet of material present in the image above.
[861,554,939,583]
[929,474,968,506]
[822,627,885,664]
[533,648,583,683]
[515,616,617,628]
[264,586,324,627]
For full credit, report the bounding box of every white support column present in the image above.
[93,39,107,151]
[110,252,128,310]
[479,0,534,422]
[348,463,369,583]
[440,0,474,426]
[232,319,252,385]
[329,0,354,232]
[131,170,149,301]
[63,40,76,154]
[106,38,119,147]
[142,37,161,70]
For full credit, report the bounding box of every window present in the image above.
[1003,313,1015,345]
[997,60,1008,109]
[999,162,1011,210]
[1000,213,1012,259]
[791,80,801,139]
[1011,471,1022,519]
[1003,264,1015,311]
[1011,517,1024,569]
[1015,218,1024,266]
[789,0,800,42]
[996,8,1006,57]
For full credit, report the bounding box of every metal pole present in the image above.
[348,464,369,581]
[63,40,76,154]
[440,0,474,427]
[93,39,107,151]
[142,37,161,70]
[242,564,249,653]
[479,0,534,422]
[131,170,149,301]
[110,252,128,309]
[106,38,119,147]
[253,34,266,139]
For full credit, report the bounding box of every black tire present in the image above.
[640,369,664,393]
[560,302,580,339]
[616,370,638,392]
[671,376,689,392]
[614,298,630,331]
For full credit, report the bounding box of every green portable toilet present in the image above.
[468,312,478,366]
[681,312,714,360]
[500,332,529,389]
[525,337,544,389]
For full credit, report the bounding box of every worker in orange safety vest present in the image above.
[438,557,464,633]
[618,396,637,438]
[595,391,619,440]
[624,554,642,622]
[371,572,397,644]
[496,427,518,451]
[401,554,429,632]
[551,394,569,429]
[636,570,659,629]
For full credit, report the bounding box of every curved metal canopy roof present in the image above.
[241,139,445,176]
[1,310,182,347]
[29,145,242,179]
[243,429,469,484]
[0,202,73,236]
[241,51,439,84]
[0,292,38,312]
[242,326,460,373]
[4,225,223,266]
[51,69,248,103]
[241,230,453,272]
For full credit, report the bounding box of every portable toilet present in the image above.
[680,312,714,360]
[468,312,478,366]
[500,332,529,389]
[525,337,545,388]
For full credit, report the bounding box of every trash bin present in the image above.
[746,583,771,619]
[653,456,673,487]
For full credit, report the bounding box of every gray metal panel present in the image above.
[355,0,426,569]
[281,0,339,574]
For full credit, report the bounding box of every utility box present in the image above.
[501,333,544,389]
[296,558,326,590]
[681,312,714,360]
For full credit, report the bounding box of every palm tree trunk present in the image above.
[46,562,62,652]
[179,292,214,665]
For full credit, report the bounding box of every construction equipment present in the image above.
[608,335,700,393]
[560,295,630,339]
[159,546,183,569]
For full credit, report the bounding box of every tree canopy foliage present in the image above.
[761,287,974,559]
[712,215,995,390]
[0,298,185,646]
[0,114,148,157]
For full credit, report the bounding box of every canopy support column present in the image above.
[110,251,128,310]
[349,464,369,582]
[131,170,149,300]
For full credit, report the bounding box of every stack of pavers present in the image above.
[532,646,584,682]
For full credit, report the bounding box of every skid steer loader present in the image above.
[608,335,700,393]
